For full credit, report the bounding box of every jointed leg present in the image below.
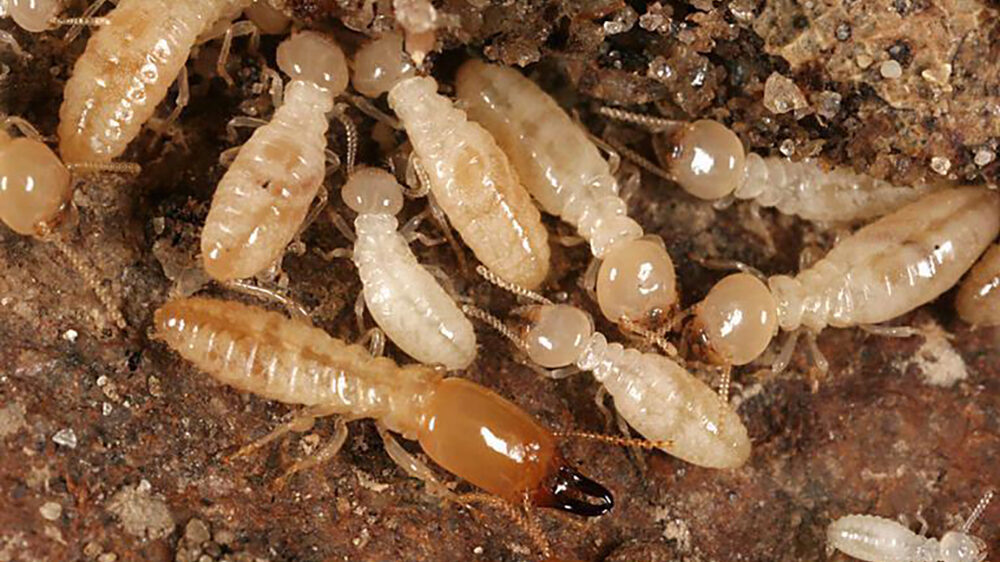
[224,279,310,323]
[0,30,28,59]
[227,403,340,462]
[161,66,190,135]
[273,417,349,489]
[226,116,269,143]
[376,422,454,499]
[770,329,801,375]
[357,326,386,358]
[1,115,44,140]
[217,20,261,87]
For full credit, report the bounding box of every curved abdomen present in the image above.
[827,515,926,562]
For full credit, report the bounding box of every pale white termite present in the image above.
[684,187,1000,371]
[57,0,254,164]
[351,33,551,290]
[599,108,931,223]
[153,296,614,518]
[827,490,993,562]
[955,243,1000,327]
[336,166,477,370]
[453,60,678,327]
[201,31,347,282]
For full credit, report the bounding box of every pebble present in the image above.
[39,501,62,521]
[930,156,951,175]
[974,148,995,167]
[880,60,903,79]
[186,518,212,545]
[763,72,809,114]
[52,428,78,449]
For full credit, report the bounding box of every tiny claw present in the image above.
[534,465,613,517]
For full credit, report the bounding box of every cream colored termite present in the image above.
[201,31,347,282]
[827,490,993,562]
[350,33,551,290]
[598,107,932,223]
[956,243,1000,327]
[454,60,677,327]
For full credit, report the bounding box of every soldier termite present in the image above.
[0,116,140,330]
[955,243,1000,327]
[326,165,478,370]
[465,266,751,469]
[152,296,614,520]
[683,187,1000,374]
[350,32,552,290]
[201,30,347,282]
[598,107,932,223]
[453,60,678,329]
[827,490,993,562]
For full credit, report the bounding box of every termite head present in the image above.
[682,273,778,366]
[244,0,291,35]
[8,0,61,32]
[520,304,593,369]
[0,130,73,237]
[596,236,677,328]
[940,531,987,562]
[418,378,613,516]
[341,166,404,216]
[276,31,348,97]
[351,32,416,98]
[654,119,745,200]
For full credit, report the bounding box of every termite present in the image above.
[201,30,346,282]
[328,165,478,370]
[955,243,1000,327]
[682,187,1000,373]
[57,0,255,164]
[350,32,551,290]
[453,60,677,328]
[1,0,108,33]
[0,115,140,330]
[465,266,750,470]
[598,107,931,223]
[153,296,614,520]
[827,490,993,562]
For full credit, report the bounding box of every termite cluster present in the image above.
[1,1,997,559]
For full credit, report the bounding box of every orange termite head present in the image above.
[417,378,613,517]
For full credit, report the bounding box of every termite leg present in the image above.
[690,254,768,281]
[594,386,615,433]
[401,211,445,246]
[217,20,260,87]
[295,184,329,240]
[403,152,431,198]
[219,146,241,167]
[615,407,647,472]
[915,509,929,537]
[554,233,586,248]
[223,279,310,323]
[353,290,367,336]
[159,66,190,138]
[0,115,45,140]
[771,329,802,375]
[804,330,829,377]
[273,417,349,489]
[323,149,341,177]
[326,207,356,243]
[859,323,922,339]
[535,366,581,380]
[375,422,455,500]
[345,93,402,130]
[226,116,269,143]
[0,29,29,59]
[426,191,468,274]
[358,326,386,358]
[261,66,284,108]
[421,264,467,303]
[227,403,340,462]
[580,257,601,302]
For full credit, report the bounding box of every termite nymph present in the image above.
[153,296,613,518]
[454,60,677,327]
[828,490,993,562]
[955,243,1000,327]
[351,33,551,290]
[201,30,347,282]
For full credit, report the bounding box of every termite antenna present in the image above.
[475,264,552,305]
[554,429,672,451]
[457,493,552,559]
[597,106,684,134]
[618,315,677,356]
[65,161,142,176]
[332,104,357,177]
[602,135,673,183]
[961,490,994,532]
[64,0,111,43]
[461,303,528,352]
[50,15,110,27]
[47,234,126,332]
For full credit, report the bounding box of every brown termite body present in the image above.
[57,0,253,164]
[454,60,677,327]
[351,33,551,290]
[201,31,347,282]
[153,296,614,518]
[955,243,1000,327]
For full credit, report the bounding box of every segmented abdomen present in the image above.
[387,76,550,289]
[353,214,477,370]
[827,515,926,562]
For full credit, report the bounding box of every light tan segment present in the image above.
[388,76,550,289]
[153,297,440,437]
[956,243,1000,326]
[58,0,248,163]
[769,187,1000,331]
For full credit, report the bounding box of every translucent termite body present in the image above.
[454,60,677,325]
[827,491,993,562]
[342,167,477,369]
[153,296,613,516]
[955,244,1000,327]
[352,34,551,290]
[201,31,346,282]
[58,0,252,164]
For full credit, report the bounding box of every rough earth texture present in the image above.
[1,0,998,561]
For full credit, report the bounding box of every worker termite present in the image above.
[57,0,255,164]
[351,32,552,290]
[682,187,1000,373]
[465,266,750,469]
[201,30,347,282]
[0,115,140,330]
[827,490,993,562]
[326,165,478,370]
[598,107,931,223]
[453,60,678,328]
[955,243,1000,327]
[153,296,614,520]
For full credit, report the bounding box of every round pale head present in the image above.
[596,237,677,324]
[276,31,348,95]
[663,120,746,200]
[691,273,778,365]
[244,1,291,35]
[341,167,404,215]
[10,0,61,32]
[351,33,416,98]
[940,532,987,562]
[523,305,593,368]
[0,136,72,236]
